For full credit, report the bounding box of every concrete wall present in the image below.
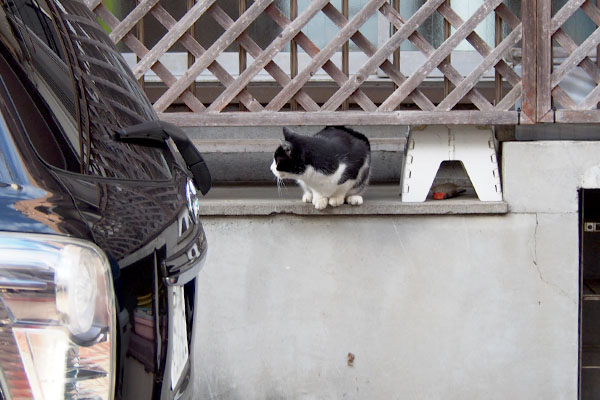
[191,141,593,399]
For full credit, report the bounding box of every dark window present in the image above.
[580,189,600,399]
[0,0,173,180]
[2,0,81,171]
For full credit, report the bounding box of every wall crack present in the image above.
[531,213,577,305]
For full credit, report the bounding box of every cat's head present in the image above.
[270,127,306,179]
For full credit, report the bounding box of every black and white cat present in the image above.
[270,126,371,210]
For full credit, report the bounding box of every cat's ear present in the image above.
[282,127,296,142]
[280,140,293,157]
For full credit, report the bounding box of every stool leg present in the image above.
[401,126,451,202]
[453,126,503,202]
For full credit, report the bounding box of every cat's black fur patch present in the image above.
[275,126,370,186]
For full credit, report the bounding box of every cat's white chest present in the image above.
[298,164,349,195]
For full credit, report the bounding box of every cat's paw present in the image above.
[313,197,328,210]
[328,196,345,207]
[347,195,363,205]
[302,192,313,203]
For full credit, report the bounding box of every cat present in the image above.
[270,126,371,210]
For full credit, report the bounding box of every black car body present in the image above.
[0,0,210,399]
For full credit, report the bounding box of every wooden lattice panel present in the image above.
[541,0,600,122]
[85,0,527,126]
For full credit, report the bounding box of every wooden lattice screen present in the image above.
[82,0,600,126]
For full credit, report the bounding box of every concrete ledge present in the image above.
[199,184,508,216]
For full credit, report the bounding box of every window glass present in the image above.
[3,0,81,170]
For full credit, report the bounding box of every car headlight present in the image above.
[0,232,116,400]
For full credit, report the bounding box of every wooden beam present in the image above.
[158,110,523,126]
[521,0,537,122]
[537,0,552,121]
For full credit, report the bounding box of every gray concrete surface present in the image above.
[200,184,508,215]
[190,141,585,399]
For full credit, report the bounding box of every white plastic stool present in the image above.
[400,125,502,202]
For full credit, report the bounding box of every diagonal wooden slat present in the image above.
[496,82,523,111]
[379,0,503,111]
[553,29,600,83]
[439,2,521,86]
[132,0,217,79]
[94,4,205,112]
[150,4,263,112]
[436,25,522,111]
[322,3,434,111]
[266,0,387,112]
[154,0,275,112]
[322,0,446,112]
[552,85,579,109]
[206,0,330,112]
[208,5,319,111]
[109,0,158,44]
[577,82,600,109]
[551,0,587,34]
[551,26,600,87]
[378,3,493,111]
[265,4,378,111]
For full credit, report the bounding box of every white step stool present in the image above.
[400,125,502,202]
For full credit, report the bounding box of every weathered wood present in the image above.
[553,29,600,84]
[207,5,317,111]
[192,137,405,153]
[379,0,503,111]
[439,2,521,86]
[109,0,158,44]
[203,0,327,112]
[578,83,600,109]
[324,0,446,112]
[150,4,262,112]
[379,3,493,111]
[552,86,579,109]
[158,110,523,127]
[154,0,275,112]
[495,83,523,111]
[132,0,217,79]
[582,0,600,26]
[553,109,600,122]
[82,0,586,126]
[263,4,374,111]
[551,26,600,87]
[321,3,434,111]
[521,0,538,122]
[537,0,552,121]
[265,0,386,112]
[551,0,587,34]
[436,25,522,111]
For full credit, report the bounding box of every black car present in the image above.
[0,0,211,399]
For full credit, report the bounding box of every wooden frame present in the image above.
[84,0,600,126]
